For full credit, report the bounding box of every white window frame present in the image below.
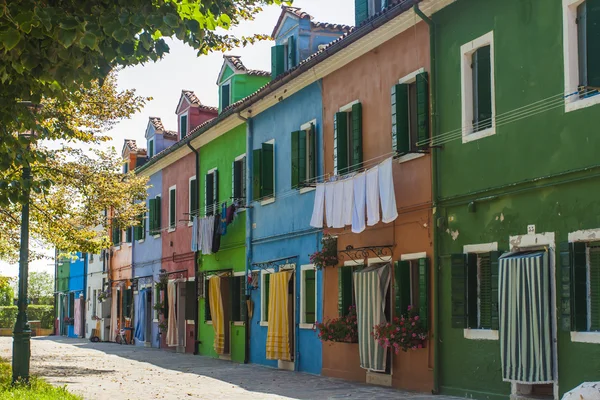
[568,228,600,343]
[394,68,427,164]
[461,31,496,144]
[299,120,318,194]
[233,153,247,209]
[260,268,275,326]
[563,0,600,112]
[260,139,276,206]
[461,242,499,341]
[148,138,155,158]
[205,167,218,216]
[179,112,189,139]
[299,264,317,329]
[188,176,196,226]
[220,80,232,110]
[168,185,176,233]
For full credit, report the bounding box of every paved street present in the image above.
[0,337,459,400]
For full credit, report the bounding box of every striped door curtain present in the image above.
[353,263,391,372]
[499,251,553,384]
[134,289,147,343]
[266,270,293,361]
[209,276,225,355]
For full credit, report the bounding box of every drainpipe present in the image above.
[186,142,200,355]
[241,112,252,364]
[83,253,88,338]
[414,4,440,395]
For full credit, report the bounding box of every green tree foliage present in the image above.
[0,0,285,184]
[0,277,13,307]
[26,272,53,305]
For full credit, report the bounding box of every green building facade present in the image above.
[433,0,600,398]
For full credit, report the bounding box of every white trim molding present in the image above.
[368,256,392,265]
[398,67,426,84]
[569,228,600,243]
[299,264,317,330]
[300,119,317,132]
[400,252,427,261]
[339,100,360,112]
[463,242,498,254]
[260,268,275,327]
[460,31,496,144]
[464,329,499,341]
[570,331,600,344]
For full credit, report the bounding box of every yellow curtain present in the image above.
[166,281,178,347]
[209,276,225,354]
[266,271,292,361]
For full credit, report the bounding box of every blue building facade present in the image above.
[67,252,86,338]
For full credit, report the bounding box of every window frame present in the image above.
[394,68,427,163]
[461,242,500,341]
[205,168,218,216]
[232,272,246,325]
[260,139,276,206]
[148,138,155,158]
[188,176,197,226]
[168,185,177,232]
[260,268,275,327]
[460,31,496,144]
[179,112,188,139]
[150,194,161,238]
[334,100,360,175]
[233,153,247,205]
[220,81,232,111]
[297,120,318,194]
[299,264,317,329]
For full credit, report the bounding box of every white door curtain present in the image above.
[499,251,553,384]
[310,157,398,232]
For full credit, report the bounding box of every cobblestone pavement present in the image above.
[0,337,460,400]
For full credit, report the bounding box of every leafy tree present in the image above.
[0,276,14,306]
[26,272,54,305]
[0,0,285,189]
[0,72,149,263]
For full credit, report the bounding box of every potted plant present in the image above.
[315,305,358,343]
[372,305,427,353]
[309,234,338,270]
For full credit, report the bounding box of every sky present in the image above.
[0,0,356,278]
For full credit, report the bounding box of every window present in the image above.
[123,162,129,174]
[90,253,94,263]
[189,176,198,216]
[92,289,97,317]
[563,0,600,112]
[355,0,385,26]
[148,139,155,158]
[271,36,297,79]
[180,114,188,139]
[291,123,317,189]
[153,285,160,321]
[184,280,196,322]
[252,141,274,202]
[300,266,317,328]
[204,277,211,322]
[134,211,145,241]
[231,275,247,322]
[221,84,231,110]
[148,195,161,236]
[111,218,121,246]
[205,169,218,216]
[125,226,132,243]
[461,31,495,142]
[394,258,429,329]
[392,70,429,155]
[260,270,274,325]
[232,155,246,202]
[338,265,358,317]
[334,102,362,175]
[451,250,500,331]
[168,186,176,230]
[563,241,600,332]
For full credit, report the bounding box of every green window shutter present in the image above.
[221,84,230,109]
[252,149,262,201]
[478,253,492,329]
[134,218,140,241]
[287,35,296,68]
[291,130,301,189]
[205,173,212,215]
[586,0,600,88]
[308,124,316,181]
[572,241,588,331]
[240,276,247,322]
[149,140,154,157]
[264,274,271,321]
[418,258,429,330]
[148,198,156,234]
[184,281,196,321]
[394,260,411,317]
[472,45,492,132]
[298,130,307,186]
[416,72,430,149]
[169,188,176,228]
[338,266,353,317]
[450,254,468,328]
[590,246,600,331]
[466,253,478,329]
[180,115,188,138]
[355,0,369,26]
[559,242,573,332]
[271,45,285,79]
[490,251,501,330]
[190,178,198,216]
[334,112,349,174]
[155,196,161,232]
[351,103,363,172]
[304,269,316,324]
[261,142,274,198]
[125,227,132,243]
[391,83,409,155]
[204,278,211,321]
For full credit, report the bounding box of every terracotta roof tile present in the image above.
[164,130,178,140]
[149,117,165,132]
[272,6,352,38]
[223,55,270,77]
[123,139,138,152]
[182,90,200,105]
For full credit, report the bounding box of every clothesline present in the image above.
[191,201,242,255]
[310,157,398,233]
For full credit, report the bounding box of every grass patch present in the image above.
[0,358,81,400]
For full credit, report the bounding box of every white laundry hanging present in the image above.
[352,172,366,233]
[310,183,325,228]
[366,166,380,226]
[378,157,398,223]
[343,177,354,226]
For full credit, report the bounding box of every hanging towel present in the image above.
[354,263,391,372]
[366,166,380,226]
[226,204,236,224]
[212,214,222,253]
[209,276,225,355]
[325,182,335,228]
[343,177,354,226]
[134,289,147,342]
[332,180,345,228]
[73,295,82,337]
[499,251,553,384]
[201,216,214,255]
[378,157,398,224]
[266,270,293,361]
[220,202,228,236]
[352,173,366,233]
[166,281,178,347]
[310,183,325,228]
[191,216,199,252]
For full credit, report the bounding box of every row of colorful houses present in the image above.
[61,0,600,399]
